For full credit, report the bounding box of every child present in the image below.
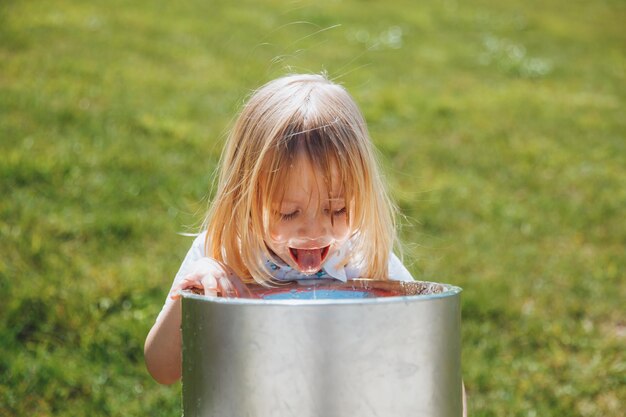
[144,73,415,384]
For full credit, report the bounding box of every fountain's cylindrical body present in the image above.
[181,282,462,417]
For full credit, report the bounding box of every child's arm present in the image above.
[144,297,184,384]
[144,258,239,384]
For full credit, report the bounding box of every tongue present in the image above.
[295,248,323,273]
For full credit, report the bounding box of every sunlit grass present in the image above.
[1,0,624,416]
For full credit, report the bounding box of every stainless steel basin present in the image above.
[181,279,462,417]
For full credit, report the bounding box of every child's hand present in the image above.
[170,257,242,299]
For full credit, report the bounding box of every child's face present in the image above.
[265,153,351,275]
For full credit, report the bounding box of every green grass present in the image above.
[1,0,624,415]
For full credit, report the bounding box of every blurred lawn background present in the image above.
[1,0,624,415]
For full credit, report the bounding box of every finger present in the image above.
[169,276,204,299]
[169,285,187,300]
[201,275,219,297]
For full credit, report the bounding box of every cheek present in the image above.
[267,222,291,242]
[332,217,351,239]
[267,225,280,241]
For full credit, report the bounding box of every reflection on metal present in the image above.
[181,279,462,417]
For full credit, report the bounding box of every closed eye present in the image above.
[279,211,298,221]
[333,207,347,216]
[323,206,347,216]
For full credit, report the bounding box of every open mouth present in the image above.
[288,245,331,274]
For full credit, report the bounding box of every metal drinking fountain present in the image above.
[181,279,463,417]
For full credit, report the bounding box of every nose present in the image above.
[296,211,330,242]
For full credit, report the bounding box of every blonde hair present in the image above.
[203,74,399,284]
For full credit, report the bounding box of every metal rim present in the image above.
[180,281,462,306]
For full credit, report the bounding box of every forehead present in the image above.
[274,152,343,206]
[284,152,341,194]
